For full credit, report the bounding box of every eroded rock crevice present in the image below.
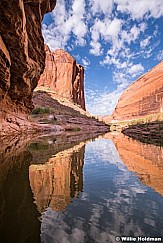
[0,0,56,135]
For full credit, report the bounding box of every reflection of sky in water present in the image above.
[41,138,163,243]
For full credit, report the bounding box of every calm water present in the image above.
[0,132,163,243]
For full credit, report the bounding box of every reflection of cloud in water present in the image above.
[84,138,147,195]
[41,207,114,243]
[40,138,163,243]
[84,138,127,171]
[109,133,163,196]
[41,208,85,243]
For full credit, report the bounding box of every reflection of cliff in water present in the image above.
[28,132,102,213]
[0,132,102,242]
[29,142,85,212]
[0,135,40,243]
[105,133,163,196]
[40,136,163,242]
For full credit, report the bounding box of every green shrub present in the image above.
[31,107,50,114]
[65,127,81,132]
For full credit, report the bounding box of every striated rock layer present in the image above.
[0,0,56,135]
[38,45,86,110]
[112,61,163,121]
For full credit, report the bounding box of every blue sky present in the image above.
[42,0,163,116]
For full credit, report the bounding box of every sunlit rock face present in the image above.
[38,45,86,110]
[112,61,163,121]
[0,0,56,135]
[29,143,85,212]
[108,133,163,196]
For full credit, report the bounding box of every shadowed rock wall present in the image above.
[0,0,56,135]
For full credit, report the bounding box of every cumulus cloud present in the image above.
[43,0,162,61]
[89,17,123,56]
[140,36,151,49]
[89,0,113,15]
[127,63,144,78]
[42,0,87,50]
[156,50,163,61]
[85,83,128,116]
[89,41,103,56]
[81,57,90,69]
[115,0,163,19]
[43,0,163,53]
[86,61,145,115]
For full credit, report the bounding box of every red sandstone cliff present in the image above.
[0,0,56,135]
[112,61,163,121]
[37,45,86,110]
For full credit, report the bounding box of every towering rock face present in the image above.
[112,61,163,121]
[38,45,86,110]
[0,0,56,135]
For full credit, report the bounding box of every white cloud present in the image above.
[99,20,147,88]
[89,19,107,55]
[130,25,142,40]
[90,17,123,43]
[89,0,113,15]
[105,18,122,40]
[113,71,130,85]
[81,57,90,69]
[85,83,129,116]
[156,50,163,61]
[140,36,151,49]
[101,52,145,86]
[100,22,146,64]
[89,41,103,56]
[85,60,145,116]
[89,17,122,56]
[127,63,144,78]
[115,0,163,19]
[42,0,87,50]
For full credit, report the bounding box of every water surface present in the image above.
[0,132,163,243]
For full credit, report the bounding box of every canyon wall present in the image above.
[112,61,163,121]
[38,45,86,110]
[0,0,56,135]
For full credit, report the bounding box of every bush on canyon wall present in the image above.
[31,107,50,115]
